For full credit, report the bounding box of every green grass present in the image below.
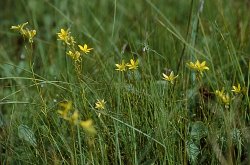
[1,0,250,164]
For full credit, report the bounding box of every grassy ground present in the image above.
[0,0,250,164]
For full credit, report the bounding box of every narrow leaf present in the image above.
[18,124,37,147]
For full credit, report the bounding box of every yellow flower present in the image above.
[57,29,69,41]
[80,119,97,135]
[57,109,69,120]
[10,22,28,33]
[78,44,93,54]
[23,29,36,43]
[162,71,178,84]
[115,60,126,71]
[215,89,225,98]
[67,50,81,62]
[215,89,230,106]
[11,22,36,43]
[231,83,241,94]
[57,28,75,45]
[221,94,230,106]
[126,59,139,70]
[57,101,72,119]
[186,60,209,75]
[95,99,106,110]
[69,111,79,125]
[59,101,72,111]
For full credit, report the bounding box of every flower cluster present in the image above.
[161,59,208,84]
[11,22,36,43]
[215,88,230,107]
[231,83,245,94]
[115,59,139,71]
[57,101,96,135]
[66,50,81,62]
[57,28,93,62]
[215,83,246,108]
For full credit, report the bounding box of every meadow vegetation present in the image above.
[0,0,250,164]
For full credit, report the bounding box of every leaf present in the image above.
[190,121,208,142]
[187,87,199,99]
[0,112,4,127]
[127,70,141,80]
[231,128,241,144]
[18,124,37,147]
[186,140,200,163]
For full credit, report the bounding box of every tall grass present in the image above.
[0,0,249,164]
